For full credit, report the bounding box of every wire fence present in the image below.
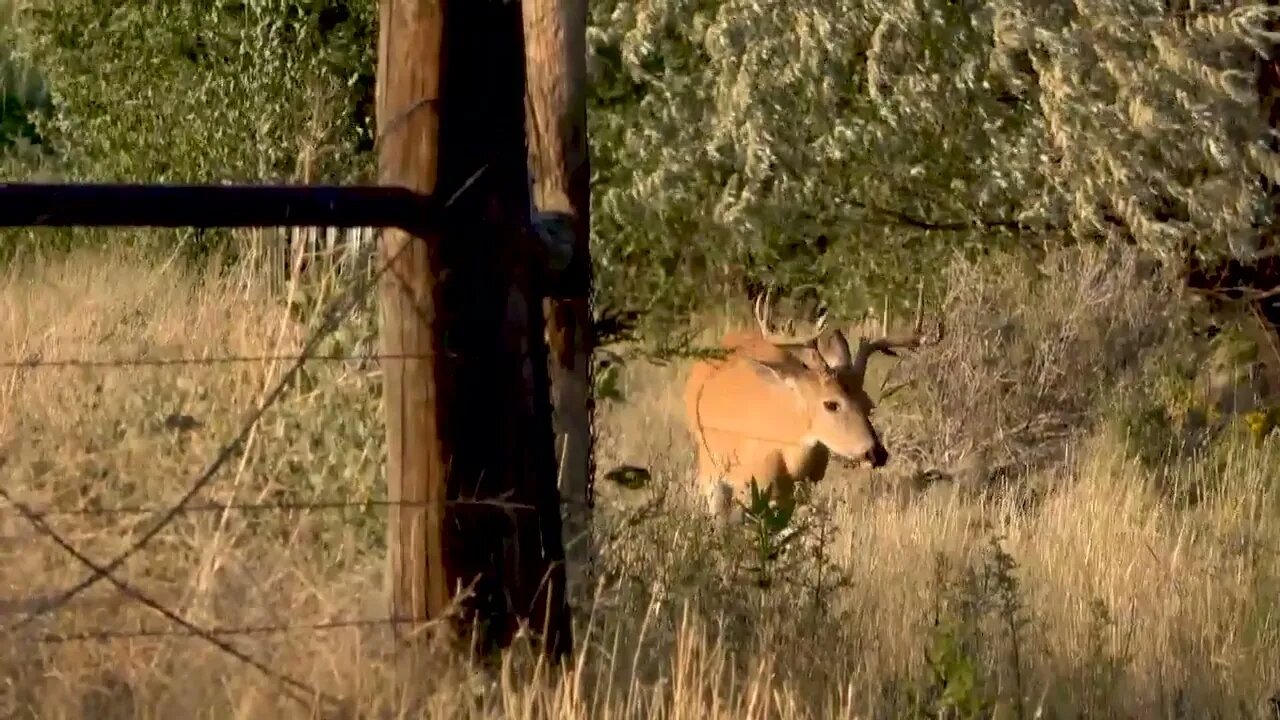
[0,216,704,714]
[0,215,887,715]
[0,224,422,714]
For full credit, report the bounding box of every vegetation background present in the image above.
[2,0,1280,717]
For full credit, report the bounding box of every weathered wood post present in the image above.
[377,0,572,663]
[522,0,596,601]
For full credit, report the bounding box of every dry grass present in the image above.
[1,243,1279,718]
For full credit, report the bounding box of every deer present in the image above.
[681,287,940,522]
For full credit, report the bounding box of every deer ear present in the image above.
[818,330,852,369]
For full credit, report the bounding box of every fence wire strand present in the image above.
[0,482,344,712]
[0,344,734,371]
[0,349,541,371]
[0,496,537,522]
[34,616,420,644]
[1,352,399,370]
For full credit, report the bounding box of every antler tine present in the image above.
[808,304,829,333]
[752,288,773,337]
[849,280,938,381]
[753,286,827,349]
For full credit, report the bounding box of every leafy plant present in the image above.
[914,536,1034,719]
[740,480,798,589]
[921,616,993,720]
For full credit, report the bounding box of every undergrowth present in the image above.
[0,243,1278,717]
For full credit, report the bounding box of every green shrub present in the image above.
[4,0,1279,326]
[5,0,376,260]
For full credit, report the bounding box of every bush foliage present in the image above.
[14,0,375,184]
[586,0,1280,319]
[2,0,1279,319]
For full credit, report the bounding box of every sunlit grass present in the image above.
[0,246,1277,718]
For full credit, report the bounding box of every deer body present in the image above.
[682,291,937,521]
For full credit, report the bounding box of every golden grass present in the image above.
[1,246,1279,718]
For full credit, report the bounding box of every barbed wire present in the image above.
[0,348,575,371]
[0,343,740,371]
[32,616,418,644]
[0,352,396,370]
[2,498,390,519]
[0,495,537,522]
[0,483,345,712]
[1,250,390,634]
[0,170,498,716]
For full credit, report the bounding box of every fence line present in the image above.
[3,235,402,633]
[0,222,433,715]
[0,497,541,524]
[33,617,418,645]
[0,484,345,712]
[0,349,560,370]
[0,222,886,708]
[0,158,592,708]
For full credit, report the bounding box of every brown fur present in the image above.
[682,327,885,520]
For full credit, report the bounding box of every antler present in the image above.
[849,281,942,381]
[753,288,829,347]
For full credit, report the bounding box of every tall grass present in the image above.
[1,244,1278,718]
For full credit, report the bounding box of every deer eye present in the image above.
[823,400,840,412]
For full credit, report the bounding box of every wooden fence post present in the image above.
[377,0,572,666]
[522,0,596,602]
[376,0,450,638]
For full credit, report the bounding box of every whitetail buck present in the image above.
[682,289,939,520]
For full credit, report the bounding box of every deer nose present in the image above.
[866,444,889,468]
